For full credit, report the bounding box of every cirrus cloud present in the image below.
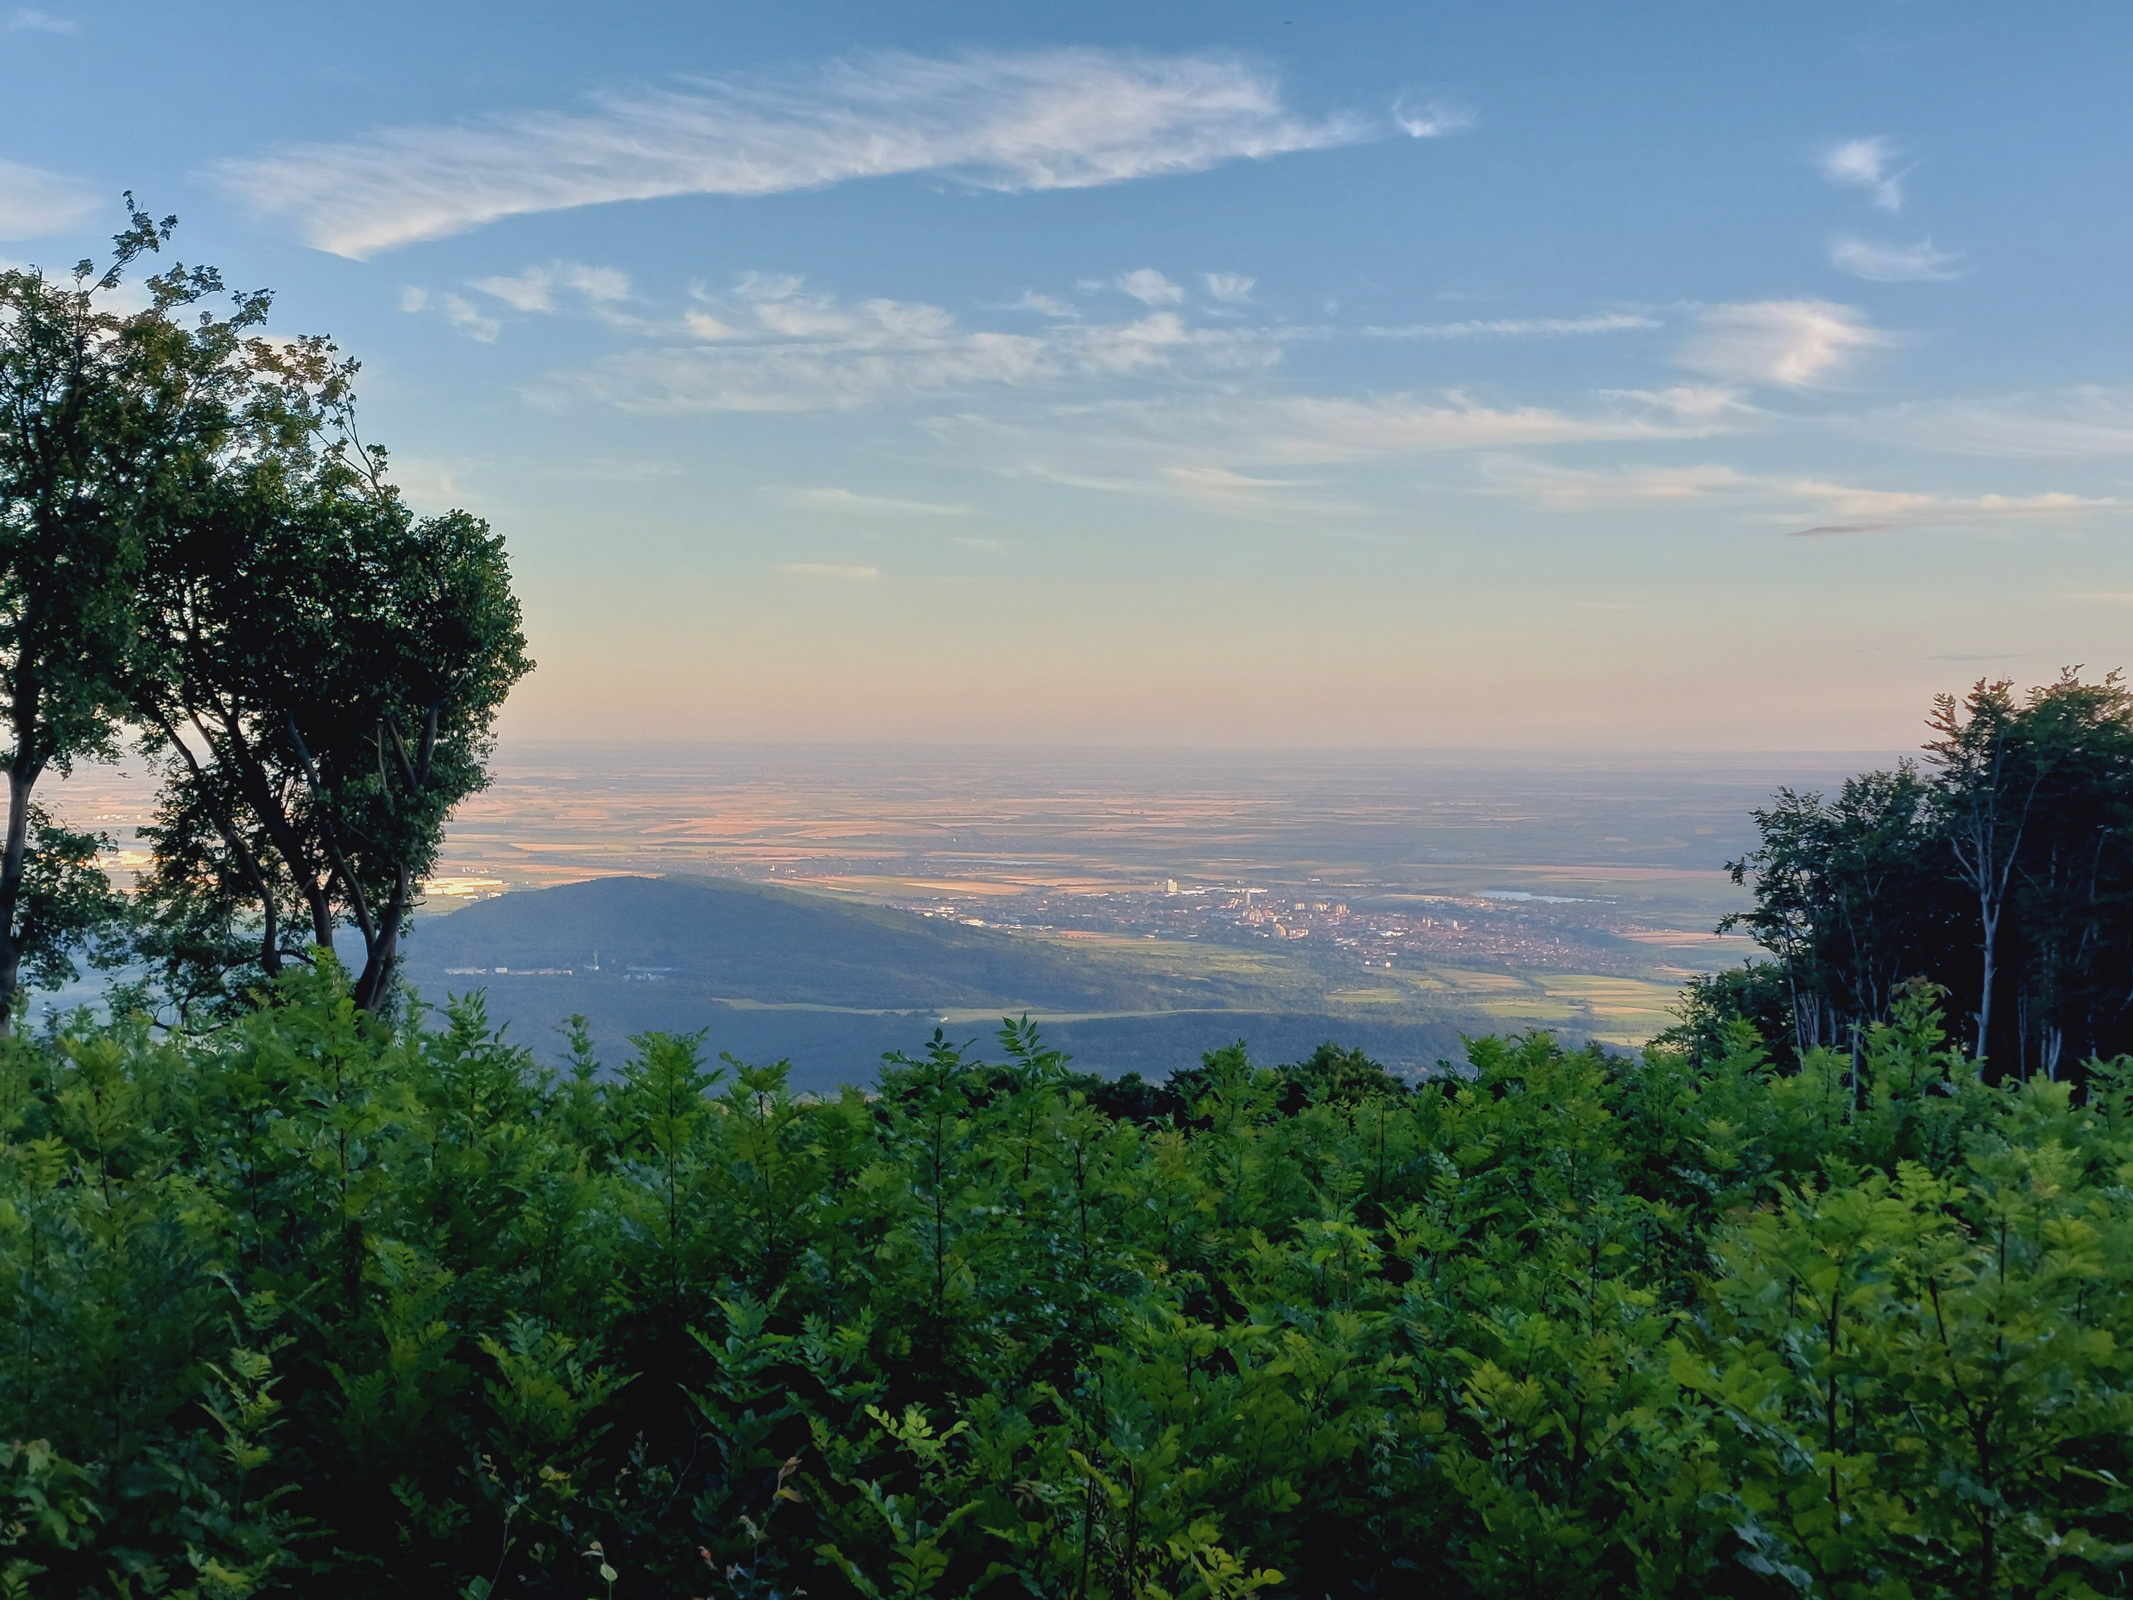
[533,273,1280,412]
[471,259,632,312]
[1677,300,1887,388]
[0,157,96,238]
[774,487,974,515]
[1830,236,1963,283]
[217,50,1371,258]
[1392,96,1475,138]
[1854,387,2133,459]
[1818,136,1905,210]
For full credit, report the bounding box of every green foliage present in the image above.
[1725,670,2133,1080]
[1,202,529,1023]
[4,975,2132,1597]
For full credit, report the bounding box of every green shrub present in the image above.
[2,971,2128,1597]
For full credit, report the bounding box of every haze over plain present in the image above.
[3,0,2126,752]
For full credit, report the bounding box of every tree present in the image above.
[0,202,279,1025]
[1721,764,1954,1061]
[1717,671,2133,1080]
[1928,680,2046,1061]
[1927,671,2133,1073]
[1992,671,2133,1074]
[133,452,531,1013]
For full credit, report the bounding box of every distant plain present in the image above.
[45,744,1893,1079]
[403,744,1890,1075]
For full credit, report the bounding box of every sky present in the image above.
[3,0,2130,750]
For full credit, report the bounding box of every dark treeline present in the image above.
[0,207,529,1027]
[1678,671,2133,1081]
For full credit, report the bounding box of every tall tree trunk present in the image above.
[0,756,42,1035]
[1975,892,1998,1063]
[350,866,408,1014]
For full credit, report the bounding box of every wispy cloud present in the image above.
[775,561,880,580]
[1160,464,1316,511]
[218,50,1371,257]
[6,8,75,31]
[1203,272,1255,304]
[1818,136,1905,210]
[535,273,1278,412]
[1487,456,2120,530]
[1677,300,1887,388]
[1363,312,1658,340]
[0,157,96,238]
[470,259,631,312]
[1830,236,1962,282]
[1854,387,2133,459]
[1116,268,1184,305]
[398,286,501,342]
[1599,384,1758,422]
[774,487,974,515]
[1392,96,1476,138]
[1003,457,1356,519]
[931,392,1723,516]
[1784,483,2116,526]
[1013,290,1079,319]
[1240,394,1705,461]
[1486,460,1755,507]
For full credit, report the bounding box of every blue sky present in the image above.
[4,0,2130,747]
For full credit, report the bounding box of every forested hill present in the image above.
[404,873,1233,1012]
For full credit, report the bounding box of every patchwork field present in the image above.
[41,744,1888,1065]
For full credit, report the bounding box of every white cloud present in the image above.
[218,50,1370,257]
[1784,481,2115,525]
[1364,312,1658,339]
[775,561,880,580]
[1677,300,1887,388]
[1117,268,1184,305]
[1161,463,1310,508]
[1392,97,1476,138]
[1003,456,1356,518]
[398,286,501,342]
[1488,456,2121,530]
[1600,384,1757,421]
[6,9,75,31]
[1013,291,1079,318]
[1203,272,1255,304]
[0,157,96,238]
[1855,387,2133,459]
[1487,460,1755,507]
[775,487,974,515]
[1830,236,1962,282]
[471,259,631,312]
[536,275,1277,412]
[387,456,473,511]
[931,392,1724,508]
[1818,136,1905,210]
[1239,394,1693,461]
[917,387,1732,523]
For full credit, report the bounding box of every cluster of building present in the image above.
[908,878,1638,975]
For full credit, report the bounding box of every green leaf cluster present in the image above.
[3,977,2131,1597]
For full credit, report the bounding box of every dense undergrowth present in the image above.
[4,968,2131,1599]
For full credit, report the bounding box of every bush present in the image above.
[2,969,2129,1598]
